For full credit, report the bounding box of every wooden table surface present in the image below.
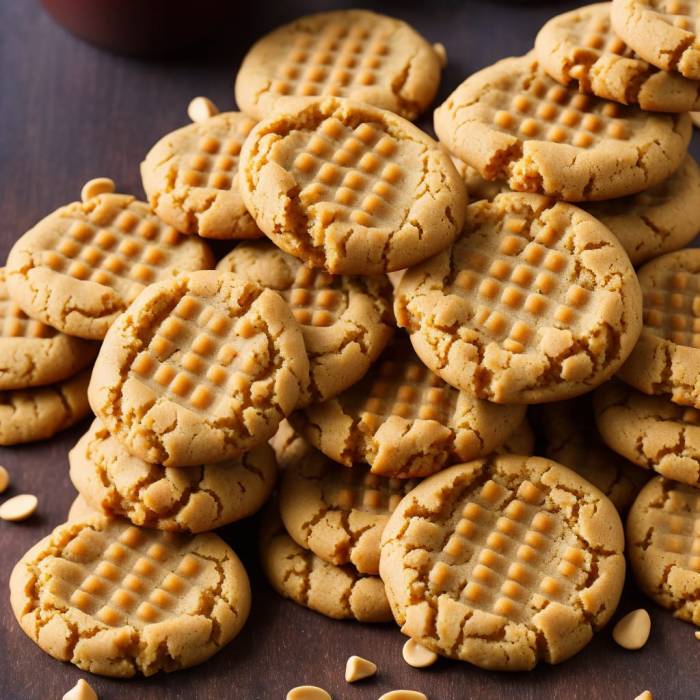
[1,1,699,698]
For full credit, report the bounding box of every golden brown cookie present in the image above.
[216,239,394,404]
[68,494,97,521]
[69,419,277,533]
[395,192,642,403]
[451,157,509,202]
[627,476,700,625]
[234,10,444,121]
[239,96,467,275]
[380,456,626,670]
[292,334,525,478]
[434,54,691,201]
[9,516,251,676]
[5,179,214,340]
[88,271,309,467]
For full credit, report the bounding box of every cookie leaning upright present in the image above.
[239,96,467,275]
[434,53,691,200]
[5,179,214,340]
[88,270,309,467]
[395,192,642,403]
[234,10,444,121]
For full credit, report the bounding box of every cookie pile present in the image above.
[4,3,700,689]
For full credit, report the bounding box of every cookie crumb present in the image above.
[345,655,377,682]
[378,691,427,700]
[634,692,652,700]
[0,466,9,493]
[0,494,37,521]
[80,177,115,202]
[62,679,98,700]
[402,639,438,668]
[187,96,219,123]
[612,609,651,650]
[286,686,332,700]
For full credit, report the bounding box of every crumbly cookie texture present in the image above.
[293,334,525,478]
[434,53,691,201]
[0,367,92,446]
[141,110,261,240]
[9,516,251,677]
[269,419,311,471]
[618,248,700,407]
[239,96,467,275]
[0,268,97,390]
[536,3,700,111]
[380,456,626,670]
[583,155,700,265]
[535,395,648,511]
[451,157,510,203]
[69,419,277,533]
[611,0,700,80]
[234,10,443,121]
[395,192,642,403]
[217,240,394,404]
[279,447,419,574]
[627,476,700,626]
[5,187,214,340]
[88,271,309,467]
[259,504,392,622]
[594,379,700,487]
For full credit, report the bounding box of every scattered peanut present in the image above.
[0,494,37,521]
[612,609,651,650]
[286,686,331,700]
[63,679,98,700]
[80,177,115,202]
[402,639,438,668]
[345,655,377,682]
[187,96,219,123]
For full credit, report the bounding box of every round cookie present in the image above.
[379,456,626,670]
[239,96,467,275]
[260,504,392,623]
[394,192,643,404]
[434,53,691,201]
[583,155,700,265]
[627,476,700,626]
[611,0,700,80]
[293,334,526,478]
[88,270,309,467]
[9,516,251,677]
[69,419,278,533]
[594,379,700,487]
[0,268,97,390]
[0,367,92,446]
[5,179,214,340]
[68,494,98,521]
[216,240,394,403]
[234,10,444,121]
[451,156,510,203]
[141,100,261,240]
[536,3,700,111]
[618,248,700,407]
[279,447,419,574]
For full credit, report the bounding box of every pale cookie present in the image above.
[611,0,700,79]
[5,180,214,340]
[395,193,642,403]
[594,379,700,487]
[497,417,535,456]
[0,367,91,446]
[583,155,700,265]
[618,249,700,407]
[380,456,626,670]
[68,495,98,522]
[217,240,394,403]
[451,157,509,203]
[434,54,691,201]
[69,419,277,533]
[88,270,309,467]
[234,10,444,121]
[627,476,700,626]
[259,505,392,622]
[292,334,525,478]
[0,268,97,390]
[536,395,647,511]
[536,3,700,111]
[9,516,251,677]
[141,101,261,239]
[239,96,467,275]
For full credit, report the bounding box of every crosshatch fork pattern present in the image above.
[645,0,700,31]
[574,10,634,59]
[280,266,346,328]
[0,283,55,338]
[642,272,700,348]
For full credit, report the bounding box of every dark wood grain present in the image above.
[1,2,699,698]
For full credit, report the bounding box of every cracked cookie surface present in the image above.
[69,419,277,533]
[88,270,309,467]
[239,96,467,275]
[217,240,394,404]
[234,10,443,121]
[395,192,642,404]
[292,334,525,478]
[379,455,625,670]
[627,476,700,625]
[9,516,250,677]
[434,53,691,201]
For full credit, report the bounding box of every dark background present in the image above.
[1,1,699,698]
